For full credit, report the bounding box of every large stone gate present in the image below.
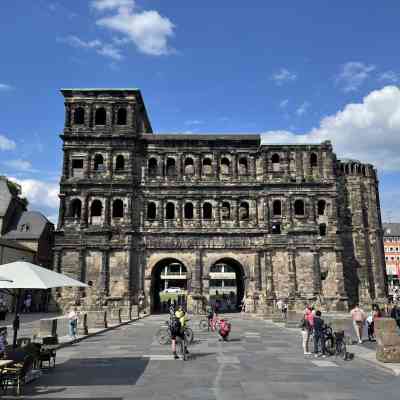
[54,88,387,313]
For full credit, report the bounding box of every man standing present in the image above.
[350,304,366,344]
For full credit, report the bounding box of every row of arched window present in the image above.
[69,199,125,219]
[339,162,369,176]
[72,154,126,173]
[147,152,320,178]
[71,107,128,126]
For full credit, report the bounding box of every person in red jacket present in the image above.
[219,319,231,341]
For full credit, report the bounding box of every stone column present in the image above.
[312,249,322,296]
[254,252,262,291]
[82,195,89,227]
[333,249,348,311]
[57,194,66,229]
[234,199,239,227]
[62,149,69,179]
[65,104,71,128]
[101,250,110,296]
[309,195,316,224]
[232,154,238,180]
[104,197,111,226]
[265,251,275,301]
[86,153,91,179]
[287,249,297,300]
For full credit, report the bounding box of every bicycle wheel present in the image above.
[184,327,194,344]
[337,341,347,360]
[156,327,171,345]
[199,319,209,331]
[324,336,335,356]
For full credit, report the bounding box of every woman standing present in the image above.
[301,307,313,355]
[67,307,78,340]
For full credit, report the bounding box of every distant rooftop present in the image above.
[383,223,400,237]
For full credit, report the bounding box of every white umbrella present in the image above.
[0,261,88,347]
[0,261,87,289]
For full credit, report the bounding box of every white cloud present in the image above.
[336,62,375,92]
[3,159,34,172]
[279,99,289,108]
[0,134,16,150]
[59,35,123,61]
[261,86,400,171]
[272,68,297,85]
[185,119,203,125]
[379,71,399,84]
[0,83,13,91]
[94,0,175,56]
[8,177,59,209]
[296,101,310,116]
[46,214,59,225]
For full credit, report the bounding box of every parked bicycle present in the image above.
[323,325,347,359]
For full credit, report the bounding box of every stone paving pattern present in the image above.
[3,314,400,399]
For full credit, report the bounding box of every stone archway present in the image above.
[208,258,247,312]
[150,258,189,313]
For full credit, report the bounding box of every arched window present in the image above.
[294,199,305,216]
[20,224,30,232]
[221,201,231,220]
[317,200,326,216]
[319,223,327,236]
[94,154,104,171]
[202,157,212,175]
[271,153,280,171]
[203,202,212,220]
[220,157,230,175]
[310,153,318,167]
[345,164,350,174]
[166,202,175,219]
[239,202,249,220]
[148,158,158,177]
[115,155,125,171]
[238,157,248,175]
[70,199,82,218]
[147,202,156,220]
[273,200,282,216]
[184,203,194,219]
[184,158,194,175]
[166,158,176,177]
[91,200,102,217]
[117,108,127,125]
[95,108,107,125]
[271,223,281,234]
[74,107,85,125]
[362,165,366,176]
[112,199,124,218]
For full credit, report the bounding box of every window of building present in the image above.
[148,158,158,177]
[20,223,30,232]
[115,155,125,171]
[74,107,85,125]
[273,200,282,216]
[310,153,318,167]
[385,256,389,260]
[112,199,124,218]
[202,157,212,175]
[221,201,231,220]
[147,202,156,220]
[70,199,82,218]
[317,200,326,216]
[271,153,280,164]
[184,158,194,175]
[203,202,213,220]
[184,203,194,219]
[95,107,107,125]
[271,223,281,234]
[221,157,230,175]
[319,223,327,236]
[94,154,105,171]
[117,108,127,125]
[166,158,176,177]
[72,159,83,169]
[294,199,305,216]
[91,200,102,217]
[210,279,223,287]
[238,157,248,175]
[210,265,223,273]
[166,202,175,219]
[239,202,249,220]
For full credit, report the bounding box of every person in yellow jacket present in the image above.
[171,306,189,359]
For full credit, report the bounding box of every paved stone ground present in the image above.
[4,314,400,399]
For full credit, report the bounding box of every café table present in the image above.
[0,360,14,391]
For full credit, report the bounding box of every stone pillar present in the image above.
[101,250,109,296]
[265,251,275,301]
[65,104,71,128]
[57,194,66,229]
[254,252,262,291]
[309,195,316,224]
[333,249,348,310]
[82,195,89,227]
[312,249,322,296]
[62,149,69,179]
[104,197,111,226]
[287,249,297,300]
[232,154,238,180]
[234,199,239,227]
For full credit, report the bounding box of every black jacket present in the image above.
[313,316,325,334]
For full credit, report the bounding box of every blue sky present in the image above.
[0,0,400,222]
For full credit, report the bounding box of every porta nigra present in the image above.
[54,89,387,314]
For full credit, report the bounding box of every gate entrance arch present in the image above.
[150,258,188,313]
[209,258,245,312]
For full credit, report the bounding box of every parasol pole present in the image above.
[12,289,22,348]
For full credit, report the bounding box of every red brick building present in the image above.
[383,223,400,290]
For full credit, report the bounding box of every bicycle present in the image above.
[156,321,194,345]
[323,325,347,359]
[198,316,211,331]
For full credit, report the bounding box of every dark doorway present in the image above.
[151,259,188,313]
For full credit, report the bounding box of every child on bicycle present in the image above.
[171,307,189,360]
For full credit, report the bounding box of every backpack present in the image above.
[170,316,181,336]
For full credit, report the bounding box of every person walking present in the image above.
[313,310,326,357]
[350,304,366,344]
[391,303,400,329]
[171,306,189,360]
[67,307,78,340]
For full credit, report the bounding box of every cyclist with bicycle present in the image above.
[171,306,189,360]
[313,310,327,358]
